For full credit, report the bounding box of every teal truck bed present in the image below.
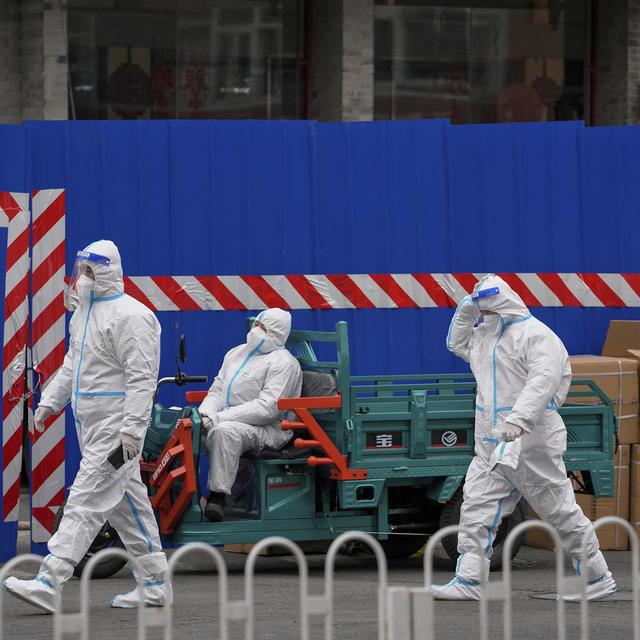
[151,321,615,565]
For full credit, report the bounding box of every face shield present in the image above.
[471,285,500,315]
[66,250,111,306]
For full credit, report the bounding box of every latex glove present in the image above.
[491,421,523,442]
[201,413,218,434]
[120,432,142,462]
[34,405,53,433]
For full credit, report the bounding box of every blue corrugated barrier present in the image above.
[0,118,639,558]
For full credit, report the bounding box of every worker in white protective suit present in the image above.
[433,274,617,601]
[3,240,171,613]
[199,308,302,522]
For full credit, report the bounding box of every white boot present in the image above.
[432,552,487,600]
[110,552,172,608]
[431,577,481,600]
[563,551,617,602]
[3,554,74,614]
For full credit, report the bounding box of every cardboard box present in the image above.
[592,445,630,550]
[526,447,630,551]
[617,413,640,445]
[602,321,640,358]
[631,444,640,545]
[223,540,331,556]
[568,355,639,407]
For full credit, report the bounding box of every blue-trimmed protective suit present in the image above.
[4,240,170,611]
[199,308,302,494]
[435,274,613,601]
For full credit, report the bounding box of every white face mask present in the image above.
[246,326,267,350]
[76,274,95,301]
[246,326,281,354]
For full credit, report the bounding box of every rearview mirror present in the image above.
[179,335,186,364]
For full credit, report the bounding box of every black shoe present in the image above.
[204,492,225,522]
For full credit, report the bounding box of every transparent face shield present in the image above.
[65,250,111,308]
[471,285,500,315]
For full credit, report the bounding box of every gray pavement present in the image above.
[1,535,635,640]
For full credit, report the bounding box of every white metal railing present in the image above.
[0,520,637,640]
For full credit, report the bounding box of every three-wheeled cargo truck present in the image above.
[55,321,616,578]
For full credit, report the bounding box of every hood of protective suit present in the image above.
[473,274,529,322]
[254,308,291,349]
[82,239,124,298]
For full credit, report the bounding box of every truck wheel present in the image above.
[438,488,525,571]
[53,500,128,579]
[380,534,428,559]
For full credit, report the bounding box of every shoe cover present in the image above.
[3,577,60,614]
[110,551,172,608]
[431,577,481,601]
[110,581,173,608]
[3,553,73,614]
[562,571,618,602]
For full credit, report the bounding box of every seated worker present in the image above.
[199,308,302,522]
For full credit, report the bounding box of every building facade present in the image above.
[0,1,637,126]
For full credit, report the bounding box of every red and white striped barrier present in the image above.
[123,272,640,311]
[0,193,30,523]
[30,189,66,542]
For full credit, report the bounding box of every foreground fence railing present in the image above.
[0,519,637,640]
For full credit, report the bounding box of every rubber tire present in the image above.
[380,534,428,559]
[439,487,525,571]
[52,500,127,579]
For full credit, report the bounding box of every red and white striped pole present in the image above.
[30,189,66,542]
[0,192,30,524]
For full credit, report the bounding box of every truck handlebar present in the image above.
[156,374,209,389]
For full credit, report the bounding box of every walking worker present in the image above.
[3,240,171,612]
[199,308,302,522]
[433,274,616,601]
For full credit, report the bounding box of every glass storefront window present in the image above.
[68,0,306,120]
[374,0,588,124]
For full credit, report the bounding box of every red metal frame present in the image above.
[139,418,197,535]
[279,396,367,480]
[185,390,207,404]
[184,391,367,479]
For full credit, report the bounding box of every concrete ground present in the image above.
[3,490,634,639]
[2,526,635,640]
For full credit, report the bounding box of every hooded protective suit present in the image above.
[434,274,615,601]
[3,240,171,612]
[200,308,302,495]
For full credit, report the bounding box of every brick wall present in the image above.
[342,0,374,121]
[314,0,374,121]
[42,1,68,120]
[593,0,640,125]
[0,0,68,124]
[0,0,22,124]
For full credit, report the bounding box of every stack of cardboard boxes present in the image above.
[528,320,640,551]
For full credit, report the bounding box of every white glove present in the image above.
[201,413,218,434]
[34,405,54,433]
[491,422,523,442]
[120,432,142,462]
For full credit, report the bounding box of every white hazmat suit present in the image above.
[199,308,302,520]
[3,240,171,612]
[433,274,616,601]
